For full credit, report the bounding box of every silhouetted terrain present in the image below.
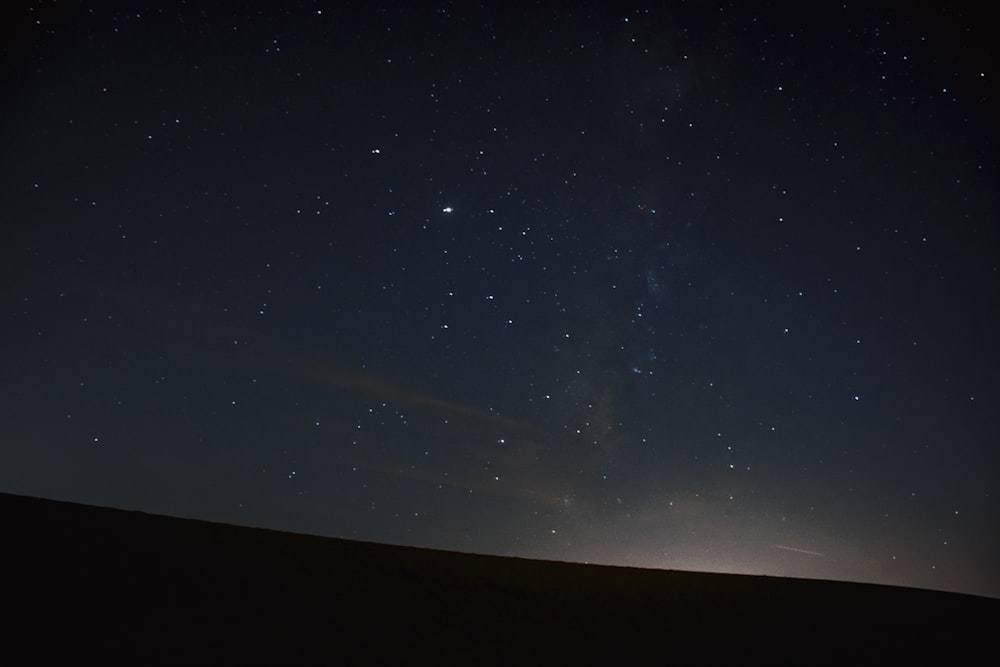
[3,492,995,664]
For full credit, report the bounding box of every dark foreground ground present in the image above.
[3,492,996,664]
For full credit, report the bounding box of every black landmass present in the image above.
[3,492,996,664]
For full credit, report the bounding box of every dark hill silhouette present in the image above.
[3,492,996,664]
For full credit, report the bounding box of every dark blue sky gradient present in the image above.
[2,1,997,597]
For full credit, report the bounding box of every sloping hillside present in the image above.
[3,492,995,664]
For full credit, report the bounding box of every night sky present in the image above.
[2,1,997,598]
